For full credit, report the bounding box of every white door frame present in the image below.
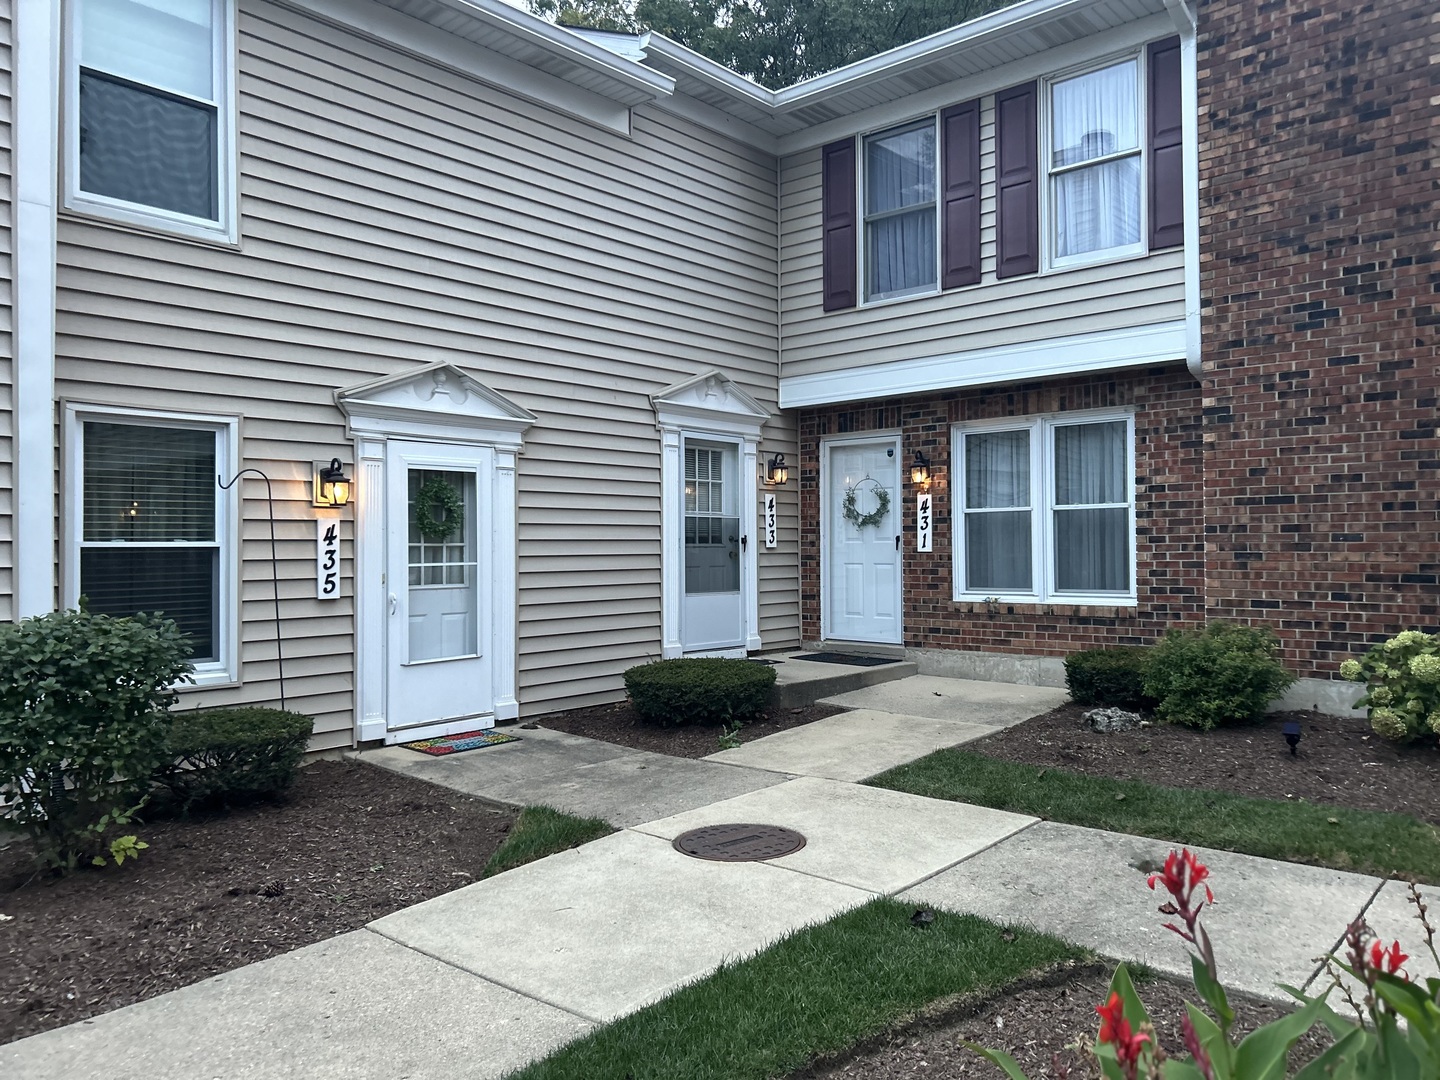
[820,431,904,645]
[653,372,769,659]
[337,363,535,744]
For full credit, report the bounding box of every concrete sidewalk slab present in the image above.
[370,828,870,1022]
[364,730,785,828]
[1350,879,1440,985]
[817,675,1069,726]
[633,775,1038,894]
[900,821,1383,1002]
[4,930,592,1080]
[705,708,994,781]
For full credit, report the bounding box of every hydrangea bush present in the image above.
[1339,629,1440,743]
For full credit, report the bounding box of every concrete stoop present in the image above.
[766,653,918,708]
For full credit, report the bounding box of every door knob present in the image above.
[388,593,397,615]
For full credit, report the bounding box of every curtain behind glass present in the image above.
[964,430,1032,591]
[1051,61,1140,258]
[865,123,936,298]
[1054,421,1128,592]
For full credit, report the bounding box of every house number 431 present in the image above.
[317,519,340,599]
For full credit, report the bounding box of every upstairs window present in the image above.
[67,0,234,239]
[1048,58,1143,265]
[863,119,937,302]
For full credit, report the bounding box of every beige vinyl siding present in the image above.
[779,94,1185,382]
[0,0,11,624]
[54,0,786,741]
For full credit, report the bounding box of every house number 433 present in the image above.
[317,519,340,599]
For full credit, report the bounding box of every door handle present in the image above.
[741,535,748,551]
[895,534,901,551]
[388,592,397,615]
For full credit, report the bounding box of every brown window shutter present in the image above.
[821,138,857,311]
[995,82,1038,279]
[1147,36,1184,250]
[940,99,981,289]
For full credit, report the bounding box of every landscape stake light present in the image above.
[1283,719,1302,756]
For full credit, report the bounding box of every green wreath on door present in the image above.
[412,477,465,542]
[842,479,891,529]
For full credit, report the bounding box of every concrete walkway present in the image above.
[6,676,1434,1080]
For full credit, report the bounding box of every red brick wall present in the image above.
[1198,0,1440,677]
[798,368,1206,656]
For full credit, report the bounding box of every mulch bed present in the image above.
[797,962,1335,1079]
[967,704,1440,824]
[0,760,514,1045]
[530,700,850,758]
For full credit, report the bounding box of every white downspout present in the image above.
[14,1,60,617]
[1165,0,1202,381]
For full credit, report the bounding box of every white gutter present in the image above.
[1165,0,1202,380]
[13,0,59,618]
[640,33,776,107]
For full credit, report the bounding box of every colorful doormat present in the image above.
[402,730,520,756]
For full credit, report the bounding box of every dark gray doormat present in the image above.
[790,652,901,667]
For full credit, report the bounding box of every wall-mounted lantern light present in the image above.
[766,453,789,486]
[910,450,931,487]
[313,458,353,508]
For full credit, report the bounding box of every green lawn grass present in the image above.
[481,805,614,879]
[506,899,1087,1080]
[867,750,1440,882]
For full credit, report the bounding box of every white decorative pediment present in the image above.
[336,361,535,445]
[651,371,770,435]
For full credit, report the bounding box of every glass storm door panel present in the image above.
[385,442,493,735]
[681,439,744,652]
[825,438,902,643]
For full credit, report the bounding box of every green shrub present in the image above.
[1339,629,1440,743]
[1063,647,1157,711]
[1141,622,1295,730]
[623,658,776,727]
[156,708,314,808]
[0,607,193,870]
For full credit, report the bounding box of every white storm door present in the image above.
[825,438,902,644]
[682,438,744,652]
[385,441,494,735]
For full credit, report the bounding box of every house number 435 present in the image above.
[317,519,340,600]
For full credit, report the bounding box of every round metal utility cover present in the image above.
[672,823,807,862]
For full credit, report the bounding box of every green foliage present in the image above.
[718,721,745,751]
[623,658,776,727]
[528,0,1021,90]
[156,708,314,809]
[0,607,193,871]
[480,805,615,879]
[1142,622,1295,730]
[1064,646,1157,711]
[1339,629,1440,744]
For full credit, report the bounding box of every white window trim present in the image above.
[859,114,942,306]
[62,403,241,687]
[61,0,239,245]
[951,409,1137,606]
[1040,50,1148,273]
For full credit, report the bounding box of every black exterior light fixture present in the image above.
[314,458,353,508]
[1283,719,1302,756]
[766,453,789,486]
[910,450,931,487]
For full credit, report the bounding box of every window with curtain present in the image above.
[863,119,938,302]
[1049,58,1142,263]
[70,0,228,228]
[77,419,225,665]
[955,415,1134,601]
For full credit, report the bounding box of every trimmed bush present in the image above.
[623,658,776,727]
[157,708,313,808]
[1063,647,1156,711]
[0,608,193,870]
[1142,622,1295,730]
[1339,629,1440,743]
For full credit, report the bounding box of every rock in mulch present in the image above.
[1083,707,1145,733]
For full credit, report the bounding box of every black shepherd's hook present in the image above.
[216,468,285,713]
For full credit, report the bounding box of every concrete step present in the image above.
[765,653,918,708]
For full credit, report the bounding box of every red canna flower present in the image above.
[1097,992,1127,1044]
[1147,848,1215,906]
[1369,939,1409,978]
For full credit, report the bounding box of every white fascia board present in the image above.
[640,34,776,109]
[775,13,1174,156]
[779,321,1188,409]
[279,0,670,136]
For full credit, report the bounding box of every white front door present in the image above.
[385,440,493,736]
[825,437,902,644]
[682,438,745,653]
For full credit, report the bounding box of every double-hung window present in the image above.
[67,408,238,683]
[954,413,1135,603]
[67,0,235,240]
[863,119,938,302]
[1048,57,1143,266]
